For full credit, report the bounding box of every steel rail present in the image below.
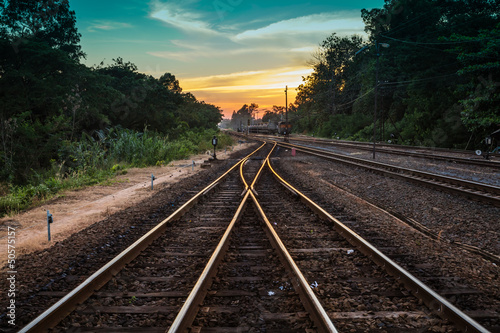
[167,190,251,333]
[279,140,500,194]
[248,189,338,333]
[266,158,490,333]
[169,143,338,332]
[168,145,273,332]
[249,143,274,193]
[288,136,500,167]
[19,143,267,333]
[272,132,482,156]
[239,154,252,191]
[277,141,500,206]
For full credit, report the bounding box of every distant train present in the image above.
[247,121,292,135]
[277,121,292,135]
[248,122,277,134]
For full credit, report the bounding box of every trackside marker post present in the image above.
[47,210,53,241]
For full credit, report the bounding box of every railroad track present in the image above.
[240,131,499,168]
[289,135,500,168]
[18,143,266,332]
[19,143,490,332]
[274,140,500,207]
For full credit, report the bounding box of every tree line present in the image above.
[0,0,224,185]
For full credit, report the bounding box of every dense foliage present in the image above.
[0,127,231,215]
[286,0,499,148]
[0,0,225,214]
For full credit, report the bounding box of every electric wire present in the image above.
[381,34,498,45]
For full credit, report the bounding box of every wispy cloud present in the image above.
[148,45,281,62]
[180,67,305,96]
[180,66,313,116]
[234,11,364,41]
[149,0,219,35]
[142,4,366,115]
[87,20,133,32]
[146,4,366,66]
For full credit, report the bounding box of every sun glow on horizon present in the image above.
[180,66,312,118]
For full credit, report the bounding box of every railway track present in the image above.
[274,140,500,207]
[239,131,499,168]
[18,143,266,332]
[19,143,491,332]
[288,135,500,168]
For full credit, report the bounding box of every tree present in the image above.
[177,94,223,131]
[262,106,285,123]
[0,0,84,60]
[448,23,500,137]
[0,37,82,180]
[159,73,182,93]
[230,103,258,129]
[294,33,364,136]
[0,1,226,185]
[354,0,499,146]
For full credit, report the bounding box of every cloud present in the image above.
[289,46,317,53]
[146,4,366,69]
[178,66,314,117]
[87,20,133,32]
[181,66,312,95]
[142,5,366,115]
[147,37,316,64]
[233,11,364,41]
[149,0,219,35]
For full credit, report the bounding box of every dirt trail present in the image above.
[0,143,252,262]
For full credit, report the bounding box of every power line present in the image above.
[382,12,430,37]
[378,34,499,60]
[380,5,498,40]
[381,34,496,45]
[334,88,374,109]
[380,73,458,86]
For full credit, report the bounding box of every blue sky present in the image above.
[70,0,385,117]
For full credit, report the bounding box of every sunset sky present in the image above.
[70,0,385,118]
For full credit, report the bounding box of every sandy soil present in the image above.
[0,142,253,262]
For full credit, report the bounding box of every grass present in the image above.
[0,169,115,217]
[0,128,234,217]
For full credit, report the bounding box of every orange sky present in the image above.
[180,66,312,118]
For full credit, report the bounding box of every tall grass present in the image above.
[0,128,233,216]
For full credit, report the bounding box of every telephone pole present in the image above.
[285,86,289,142]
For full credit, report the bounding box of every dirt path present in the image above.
[0,143,252,262]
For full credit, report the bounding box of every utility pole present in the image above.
[373,40,389,159]
[285,85,289,142]
[355,40,389,160]
[374,41,379,160]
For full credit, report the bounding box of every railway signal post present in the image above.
[212,135,218,160]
